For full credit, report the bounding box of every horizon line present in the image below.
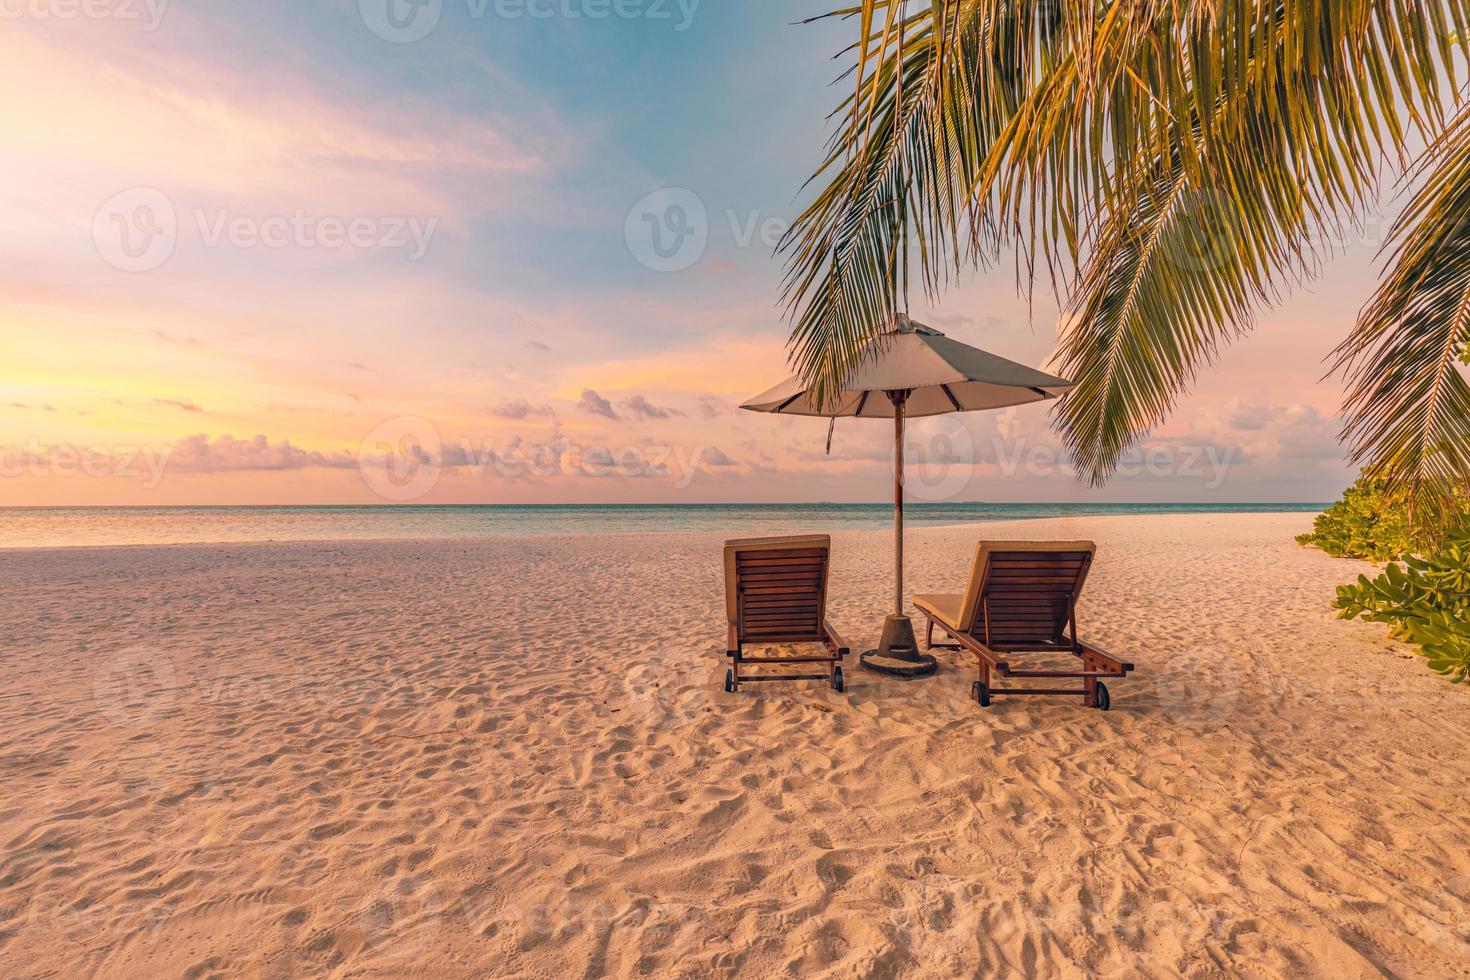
[0,501,1330,510]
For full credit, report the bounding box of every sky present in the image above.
[0,0,1392,506]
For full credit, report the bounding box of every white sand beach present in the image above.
[1,512,1468,978]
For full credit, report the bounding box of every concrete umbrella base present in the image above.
[859,614,939,678]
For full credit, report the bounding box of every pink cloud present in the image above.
[621,394,683,420]
[703,446,737,467]
[164,434,357,473]
[578,389,618,420]
[154,398,203,413]
[489,398,555,420]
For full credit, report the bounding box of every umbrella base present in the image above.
[859,615,938,678]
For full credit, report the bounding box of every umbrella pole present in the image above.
[859,389,937,678]
[894,393,904,616]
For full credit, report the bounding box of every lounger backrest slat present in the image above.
[724,535,829,644]
[958,541,1095,650]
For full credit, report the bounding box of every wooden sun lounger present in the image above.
[723,534,848,694]
[913,541,1133,709]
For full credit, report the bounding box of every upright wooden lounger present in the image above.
[913,541,1133,709]
[723,534,848,693]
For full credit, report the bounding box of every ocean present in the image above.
[0,503,1325,550]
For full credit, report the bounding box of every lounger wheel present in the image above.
[1093,681,1110,711]
[724,668,736,694]
[972,681,990,708]
[831,666,844,693]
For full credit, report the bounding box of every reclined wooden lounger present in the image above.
[913,541,1133,709]
[723,534,848,694]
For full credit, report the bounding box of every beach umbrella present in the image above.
[741,313,1074,677]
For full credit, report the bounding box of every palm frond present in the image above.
[782,0,1470,497]
[779,3,1031,407]
[1052,126,1312,483]
[1336,108,1470,524]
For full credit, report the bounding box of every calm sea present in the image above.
[0,503,1325,550]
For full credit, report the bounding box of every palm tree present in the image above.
[780,0,1470,524]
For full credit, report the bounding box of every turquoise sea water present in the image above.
[0,503,1325,550]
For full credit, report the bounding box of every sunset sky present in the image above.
[0,1,1393,506]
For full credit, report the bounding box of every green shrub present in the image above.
[1295,476,1416,561]
[1306,476,1470,684]
[1333,531,1470,683]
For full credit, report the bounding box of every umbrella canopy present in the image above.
[741,314,1073,418]
[740,313,1074,674]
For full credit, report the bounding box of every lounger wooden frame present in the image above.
[914,541,1134,709]
[723,534,848,693]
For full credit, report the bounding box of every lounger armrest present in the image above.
[726,622,739,656]
[958,633,1011,673]
[1079,640,1133,673]
[822,623,848,657]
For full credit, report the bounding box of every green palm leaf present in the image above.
[1336,107,1470,524]
[1053,134,1309,483]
